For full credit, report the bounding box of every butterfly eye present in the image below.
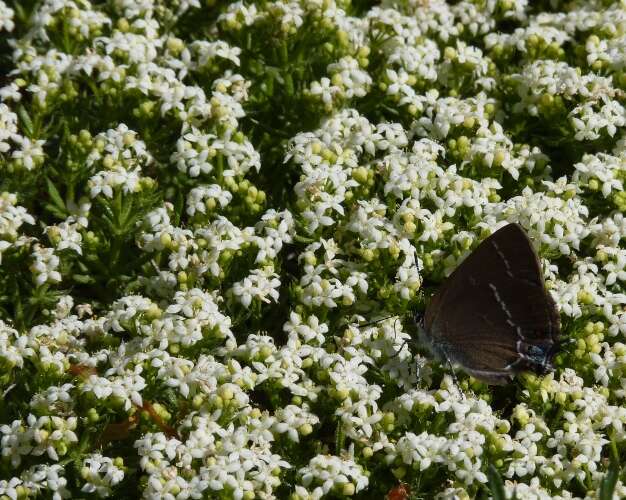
[526,344,549,363]
[526,344,541,355]
[516,341,554,374]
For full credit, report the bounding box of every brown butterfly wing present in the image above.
[423,223,560,383]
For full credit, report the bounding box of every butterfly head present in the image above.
[515,340,558,375]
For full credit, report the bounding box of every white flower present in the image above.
[0,1,15,32]
[80,454,125,497]
[186,184,233,215]
[231,267,281,308]
[298,454,369,495]
[30,245,62,286]
[272,404,319,442]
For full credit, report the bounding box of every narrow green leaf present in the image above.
[43,204,66,219]
[172,191,184,226]
[45,177,67,212]
[17,104,35,137]
[335,421,345,454]
[13,3,26,23]
[599,453,620,500]
[487,464,506,500]
[72,274,96,284]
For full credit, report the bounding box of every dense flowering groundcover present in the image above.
[0,0,625,498]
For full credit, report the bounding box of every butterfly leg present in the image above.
[444,355,465,399]
[389,318,407,359]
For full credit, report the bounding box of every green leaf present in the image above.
[72,274,96,284]
[17,104,35,138]
[46,177,67,212]
[487,464,507,500]
[172,190,184,227]
[599,452,620,500]
[43,203,67,219]
[335,421,346,454]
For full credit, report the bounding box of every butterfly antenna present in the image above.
[357,314,396,328]
[558,337,576,349]
[554,337,576,359]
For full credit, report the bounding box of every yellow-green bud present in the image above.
[218,386,234,401]
[298,423,313,436]
[392,466,406,479]
[444,46,457,60]
[342,483,355,496]
[352,166,368,183]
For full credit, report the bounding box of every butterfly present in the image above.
[419,223,561,385]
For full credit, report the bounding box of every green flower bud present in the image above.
[334,386,350,400]
[342,483,355,496]
[382,412,395,425]
[361,249,375,262]
[493,149,506,167]
[352,166,368,183]
[57,442,68,456]
[87,408,99,423]
[192,395,204,409]
[513,406,529,426]
[463,116,475,129]
[577,290,594,305]
[444,46,457,60]
[218,386,234,401]
[298,423,313,436]
[392,466,406,479]
[457,135,470,152]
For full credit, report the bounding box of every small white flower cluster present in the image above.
[46,219,84,255]
[573,151,625,199]
[30,383,74,415]
[438,40,493,91]
[27,0,111,43]
[0,0,14,32]
[0,104,46,171]
[309,56,373,111]
[484,24,569,58]
[0,464,70,500]
[483,185,591,256]
[80,454,125,497]
[586,33,626,72]
[297,453,369,498]
[0,191,35,262]
[231,266,281,308]
[135,412,290,500]
[298,239,369,308]
[412,91,495,139]
[1,0,626,498]
[87,124,153,199]
[0,415,78,467]
[386,38,440,86]
[186,184,233,216]
[385,378,511,484]
[509,59,626,141]
[171,128,261,179]
[30,244,62,286]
